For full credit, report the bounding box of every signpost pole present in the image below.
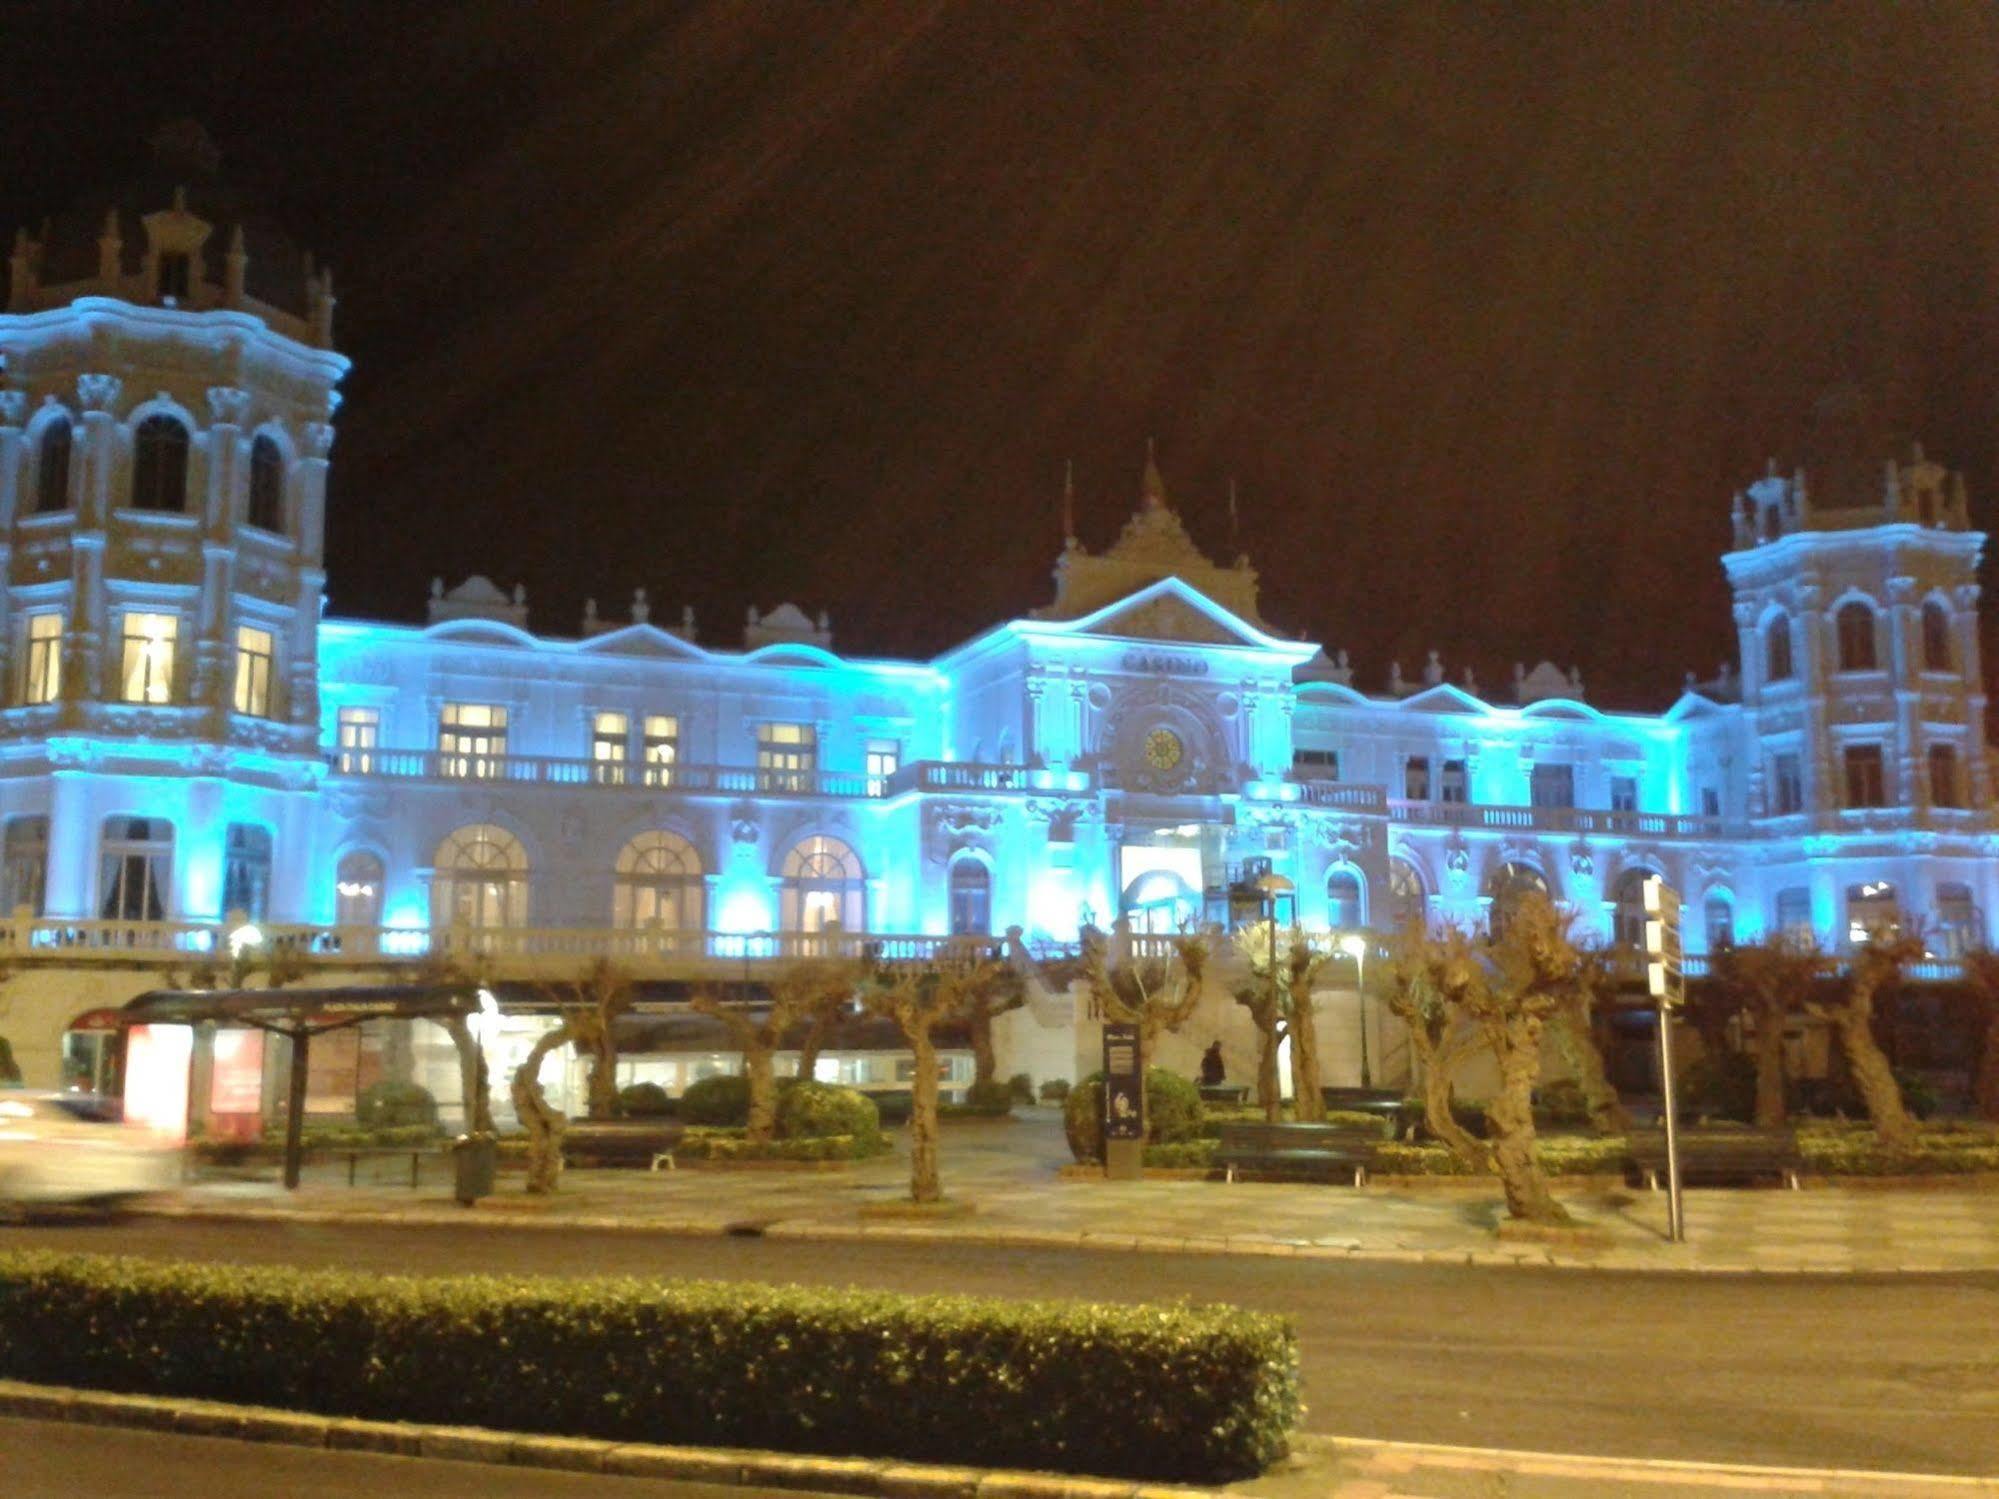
[1657,981,1685,1243]
[1642,876,1687,1244]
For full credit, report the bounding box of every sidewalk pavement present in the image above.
[147,1112,1999,1275]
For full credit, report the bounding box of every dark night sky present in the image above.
[7,2,1999,707]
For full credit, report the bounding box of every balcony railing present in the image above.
[1388,800,1726,839]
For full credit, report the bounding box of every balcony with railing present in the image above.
[1388,800,1727,839]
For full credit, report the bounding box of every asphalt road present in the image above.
[5,1216,1997,1478]
[0,1415,847,1499]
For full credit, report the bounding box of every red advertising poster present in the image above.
[208,1028,265,1115]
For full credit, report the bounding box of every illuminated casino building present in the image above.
[0,167,1992,1099]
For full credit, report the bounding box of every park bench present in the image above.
[1626,1127,1803,1190]
[1214,1120,1382,1186]
[561,1120,686,1171]
[330,1146,427,1188]
[1199,1083,1250,1106]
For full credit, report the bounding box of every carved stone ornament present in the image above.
[76,373,123,412]
[303,420,336,458]
[0,390,25,426]
[1312,817,1362,859]
[1568,841,1595,878]
[205,385,250,425]
[728,799,760,844]
[924,802,1002,862]
[1443,834,1472,879]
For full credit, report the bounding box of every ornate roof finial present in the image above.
[1141,437,1166,511]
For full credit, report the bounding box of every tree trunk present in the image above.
[510,1026,570,1195]
[585,1022,619,1119]
[908,1024,942,1203]
[744,1045,779,1145]
[440,1015,495,1134]
[968,1002,998,1091]
[1422,1029,1490,1170]
[1257,1022,1283,1122]
[1484,1018,1569,1224]
[1834,999,1917,1151]
[1555,996,1627,1133]
[1289,993,1326,1122]
[1977,1006,1999,1122]
[796,1010,833,1084]
[1752,996,1788,1129]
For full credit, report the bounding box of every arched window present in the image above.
[99,816,172,920]
[1611,868,1657,949]
[433,824,529,930]
[335,850,384,928]
[35,417,72,514]
[247,433,285,533]
[1388,857,1426,931]
[1835,601,1877,672]
[1703,893,1734,951]
[1921,601,1952,673]
[613,830,704,931]
[130,415,189,512]
[1325,867,1365,929]
[1846,880,1900,947]
[1486,861,1548,938]
[949,857,992,936]
[1763,613,1793,683]
[1121,869,1197,935]
[779,834,864,933]
[1936,882,1980,957]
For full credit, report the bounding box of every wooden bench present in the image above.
[1214,1121,1381,1186]
[1199,1084,1250,1106]
[1626,1127,1803,1190]
[561,1120,686,1171]
[333,1146,426,1188]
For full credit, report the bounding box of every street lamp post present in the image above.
[1338,932,1370,1089]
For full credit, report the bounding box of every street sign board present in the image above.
[1101,1022,1144,1142]
[1641,876,1684,1006]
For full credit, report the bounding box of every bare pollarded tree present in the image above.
[689,958,863,1144]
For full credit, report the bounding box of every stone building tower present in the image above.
[0,128,349,926]
[1722,398,1990,948]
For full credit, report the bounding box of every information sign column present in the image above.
[1101,1021,1144,1181]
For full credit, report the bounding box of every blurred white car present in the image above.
[0,1093,182,1211]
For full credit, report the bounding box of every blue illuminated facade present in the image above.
[3,183,1996,1006]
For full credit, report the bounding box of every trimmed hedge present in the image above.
[617,1082,675,1118]
[959,1079,1016,1115]
[1371,1136,1629,1177]
[775,1081,880,1142]
[675,1128,888,1162]
[678,1074,751,1126]
[0,1252,1299,1481]
[355,1080,437,1130]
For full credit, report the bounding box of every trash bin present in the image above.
[450,1132,497,1205]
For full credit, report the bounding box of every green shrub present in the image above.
[617,1082,674,1118]
[0,1251,1299,1481]
[678,1074,750,1126]
[354,1080,436,1131]
[959,1079,1015,1115]
[1323,1109,1392,1135]
[1371,1136,1627,1177]
[1064,1069,1207,1162]
[1533,1079,1592,1128]
[1038,1077,1071,1103]
[676,1128,888,1162]
[775,1081,880,1142]
[1008,1072,1036,1105]
[1142,1139,1218,1170]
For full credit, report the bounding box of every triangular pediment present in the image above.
[576,624,706,661]
[1073,580,1269,648]
[1395,683,1491,714]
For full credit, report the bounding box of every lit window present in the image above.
[439,703,507,777]
[35,417,71,514]
[130,415,189,512]
[20,613,62,706]
[232,625,275,717]
[247,434,285,533]
[866,738,900,792]
[1928,743,1961,808]
[336,707,379,773]
[1292,747,1339,780]
[433,824,529,929]
[1836,602,1878,672]
[592,711,629,784]
[1936,883,1979,957]
[1326,869,1365,928]
[614,831,703,930]
[1388,858,1425,929]
[1843,744,1886,809]
[119,612,178,704]
[643,715,679,786]
[949,858,991,936]
[335,850,384,928]
[1846,880,1900,946]
[780,833,862,933]
[1775,887,1812,941]
[1609,776,1638,813]
[757,722,817,792]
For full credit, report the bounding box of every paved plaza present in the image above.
[151,1113,1999,1275]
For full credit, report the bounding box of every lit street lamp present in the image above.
[1338,931,1370,1088]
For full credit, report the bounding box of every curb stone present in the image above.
[130,1200,1995,1276]
[0,1379,1230,1498]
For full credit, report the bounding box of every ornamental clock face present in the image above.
[1144,727,1184,771]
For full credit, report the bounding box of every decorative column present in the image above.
[1886,576,1921,808]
